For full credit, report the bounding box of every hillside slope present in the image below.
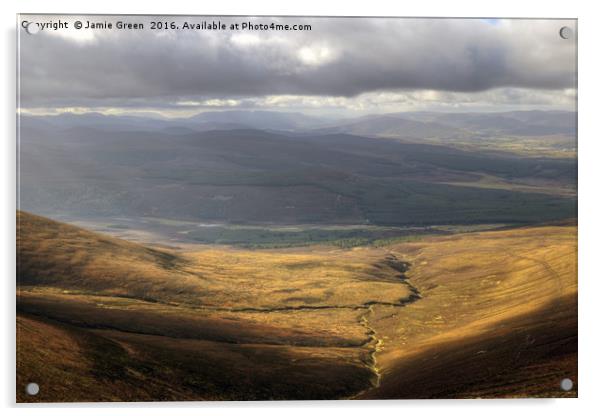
[360,224,577,398]
[17,212,577,401]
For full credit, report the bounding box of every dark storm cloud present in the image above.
[18,16,576,108]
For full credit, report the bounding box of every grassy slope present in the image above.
[17,314,371,402]
[360,225,577,398]
[18,211,413,308]
[16,212,577,401]
[17,211,411,401]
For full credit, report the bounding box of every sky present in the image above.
[18,16,577,117]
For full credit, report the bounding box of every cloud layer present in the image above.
[18,16,576,113]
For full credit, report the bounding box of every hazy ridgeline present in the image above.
[19,110,576,235]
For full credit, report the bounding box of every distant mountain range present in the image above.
[18,110,576,227]
[20,109,576,138]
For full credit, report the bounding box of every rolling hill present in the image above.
[313,114,468,139]
[19,121,576,227]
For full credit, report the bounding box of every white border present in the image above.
[3,1,601,415]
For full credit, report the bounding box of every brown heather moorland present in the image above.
[16,211,577,401]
